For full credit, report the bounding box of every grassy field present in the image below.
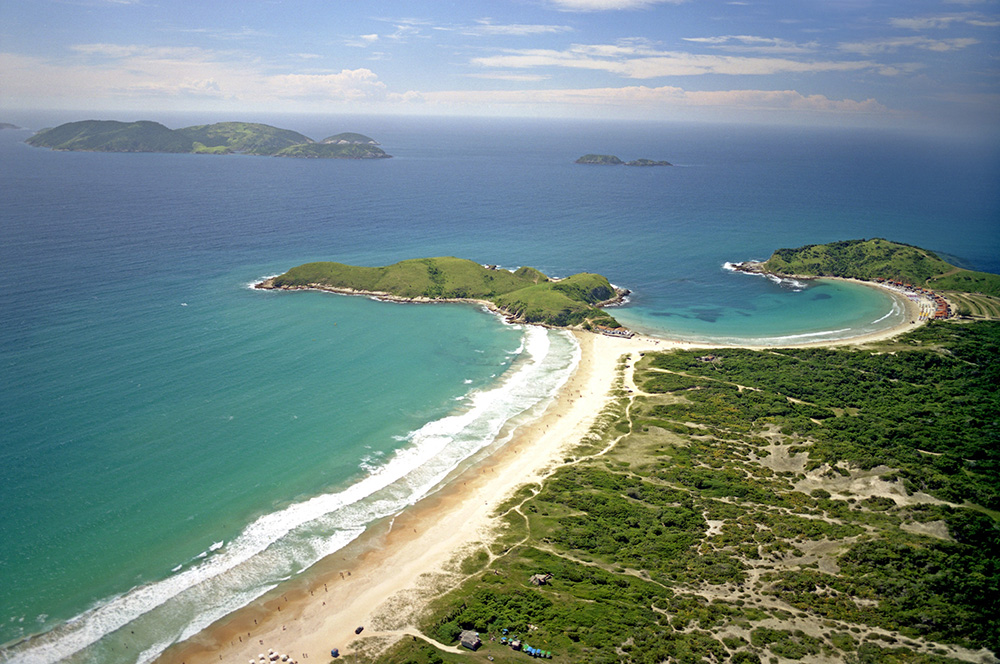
[946,292,1000,319]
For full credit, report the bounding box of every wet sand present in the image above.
[157,294,924,664]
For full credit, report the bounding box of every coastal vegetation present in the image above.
[25,120,391,158]
[322,132,380,144]
[575,154,672,166]
[257,257,625,329]
[178,122,312,155]
[374,321,999,664]
[760,239,1000,298]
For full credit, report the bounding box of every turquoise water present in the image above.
[0,117,997,663]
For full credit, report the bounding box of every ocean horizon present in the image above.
[1,115,997,664]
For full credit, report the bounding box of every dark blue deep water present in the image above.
[1,116,997,663]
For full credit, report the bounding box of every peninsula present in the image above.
[256,257,630,330]
[25,120,391,158]
[161,242,999,664]
[576,154,672,166]
[732,238,1000,319]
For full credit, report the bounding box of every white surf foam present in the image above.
[2,327,579,664]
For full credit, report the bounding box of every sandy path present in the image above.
[157,332,677,664]
[157,288,922,664]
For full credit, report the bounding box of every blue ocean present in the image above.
[1,115,997,664]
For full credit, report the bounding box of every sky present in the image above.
[1,0,998,131]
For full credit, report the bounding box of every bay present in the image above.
[0,116,996,663]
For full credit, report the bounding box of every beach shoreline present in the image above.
[155,331,683,664]
[156,283,924,664]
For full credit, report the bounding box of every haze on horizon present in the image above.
[1,0,998,135]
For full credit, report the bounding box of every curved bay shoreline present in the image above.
[157,279,926,664]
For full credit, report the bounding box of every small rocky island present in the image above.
[25,120,391,159]
[256,256,632,332]
[1,122,24,130]
[576,154,671,166]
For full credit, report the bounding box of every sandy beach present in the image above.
[157,283,924,664]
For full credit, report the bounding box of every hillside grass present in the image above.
[176,122,313,155]
[267,258,622,328]
[272,143,389,159]
[26,120,193,153]
[762,238,1000,297]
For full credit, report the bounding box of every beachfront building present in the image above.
[873,279,952,320]
[596,325,635,339]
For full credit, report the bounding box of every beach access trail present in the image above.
[158,286,922,664]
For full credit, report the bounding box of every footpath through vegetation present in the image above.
[368,321,999,664]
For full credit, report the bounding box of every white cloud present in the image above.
[464,72,552,81]
[839,36,979,54]
[422,84,888,115]
[547,0,685,10]
[264,69,388,101]
[682,35,819,54]
[1,46,393,106]
[890,13,1000,29]
[472,44,887,78]
[345,34,380,48]
[467,19,573,36]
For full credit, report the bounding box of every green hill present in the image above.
[575,154,672,166]
[576,154,624,165]
[26,120,391,159]
[26,120,193,153]
[273,143,389,159]
[321,132,379,144]
[761,238,1000,297]
[176,122,312,155]
[258,257,624,328]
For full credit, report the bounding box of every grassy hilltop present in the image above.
[25,120,391,158]
[259,257,625,329]
[375,321,1000,664]
[761,239,1000,298]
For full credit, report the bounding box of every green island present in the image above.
[24,120,391,158]
[255,257,628,329]
[374,320,1000,664]
[735,238,1000,320]
[1,122,24,130]
[576,154,672,167]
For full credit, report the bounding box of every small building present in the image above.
[529,573,553,586]
[460,630,482,651]
[596,325,635,339]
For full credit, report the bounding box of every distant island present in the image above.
[731,238,1000,319]
[576,154,672,166]
[256,257,631,332]
[1,122,24,130]
[25,120,391,159]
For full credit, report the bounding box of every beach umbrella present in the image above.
[330,648,339,658]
